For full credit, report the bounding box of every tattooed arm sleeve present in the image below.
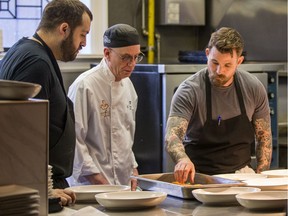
[165,116,189,163]
[253,115,272,173]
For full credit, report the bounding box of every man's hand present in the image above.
[84,173,109,185]
[52,188,76,206]
[174,158,195,184]
[165,116,193,183]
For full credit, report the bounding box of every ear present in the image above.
[237,55,244,65]
[59,23,70,38]
[205,48,209,57]
[104,48,110,58]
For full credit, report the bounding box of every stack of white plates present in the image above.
[0,184,40,215]
[48,165,53,198]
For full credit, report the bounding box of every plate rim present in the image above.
[243,177,288,186]
[67,184,131,193]
[95,191,167,209]
[261,169,288,176]
[236,191,288,201]
[213,173,267,180]
[95,191,167,201]
[192,187,261,196]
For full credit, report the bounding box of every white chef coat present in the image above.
[67,58,138,186]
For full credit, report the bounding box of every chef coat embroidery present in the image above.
[127,101,134,111]
[100,100,110,117]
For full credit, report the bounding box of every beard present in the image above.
[209,73,230,87]
[60,32,80,62]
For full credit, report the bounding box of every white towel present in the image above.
[235,165,255,173]
[71,206,108,216]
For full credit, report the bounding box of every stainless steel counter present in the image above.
[51,196,287,216]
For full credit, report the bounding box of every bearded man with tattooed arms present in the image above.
[165,27,272,184]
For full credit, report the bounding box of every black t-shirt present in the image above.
[0,37,73,181]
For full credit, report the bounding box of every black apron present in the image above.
[33,33,76,189]
[185,72,255,175]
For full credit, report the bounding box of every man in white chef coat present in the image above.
[67,24,144,190]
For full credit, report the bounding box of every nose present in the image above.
[127,61,135,66]
[82,37,87,47]
[216,65,222,75]
[127,58,137,66]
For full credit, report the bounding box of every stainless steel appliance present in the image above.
[156,0,205,26]
[206,0,287,62]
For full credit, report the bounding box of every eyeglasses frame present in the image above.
[109,48,145,64]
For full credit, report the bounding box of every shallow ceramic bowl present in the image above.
[95,191,167,210]
[236,191,288,210]
[0,79,41,100]
[192,187,261,205]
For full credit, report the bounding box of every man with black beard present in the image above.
[0,0,93,206]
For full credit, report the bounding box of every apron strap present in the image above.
[33,33,66,94]
[233,73,247,115]
[205,71,212,120]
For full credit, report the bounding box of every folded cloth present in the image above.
[235,165,255,173]
[48,207,76,216]
[72,206,108,216]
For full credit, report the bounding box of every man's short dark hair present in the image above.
[37,0,93,32]
[208,27,244,57]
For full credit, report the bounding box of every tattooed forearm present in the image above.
[165,116,189,163]
[254,116,272,172]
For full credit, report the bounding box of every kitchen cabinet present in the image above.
[0,99,49,215]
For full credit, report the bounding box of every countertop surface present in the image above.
[49,195,287,216]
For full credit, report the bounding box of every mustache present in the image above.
[213,74,226,79]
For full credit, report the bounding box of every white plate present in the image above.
[236,191,288,210]
[95,191,167,210]
[243,177,288,191]
[213,173,267,181]
[67,185,130,202]
[261,169,288,178]
[192,187,261,204]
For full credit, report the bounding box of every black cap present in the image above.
[103,24,140,48]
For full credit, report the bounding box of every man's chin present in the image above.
[68,53,78,62]
[125,72,132,78]
[119,74,131,80]
[211,78,222,87]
